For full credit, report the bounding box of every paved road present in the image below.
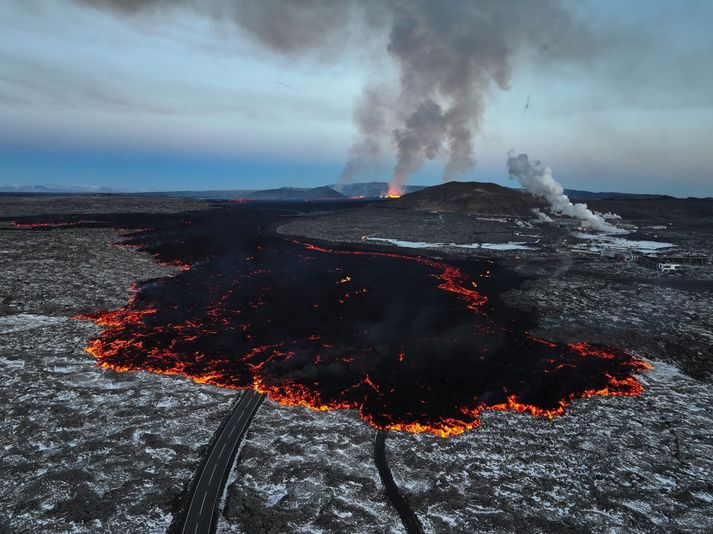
[182,389,265,534]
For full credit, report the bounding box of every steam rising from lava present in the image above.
[342,1,591,195]
[507,152,625,233]
[11,203,650,437]
[74,0,593,194]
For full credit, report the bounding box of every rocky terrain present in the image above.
[221,358,713,533]
[0,194,202,218]
[278,202,713,381]
[0,196,236,532]
[278,205,550,255]
[2,194,712,533]
[263,195,713,532]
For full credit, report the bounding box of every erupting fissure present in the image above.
[382,183,403,199]
[12,203,650,438]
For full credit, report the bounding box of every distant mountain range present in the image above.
[0,184,125,194]
[144,190,255,200]
[563,189,674,201]
[1,182,706,203]
[0,181,427,199]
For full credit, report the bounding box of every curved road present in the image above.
[182,389,265,534]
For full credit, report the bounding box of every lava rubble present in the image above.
[2,195,711,533]
[46,203,653,438]
[0,197,235,532]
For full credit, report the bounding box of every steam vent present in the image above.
[2,1,712,532]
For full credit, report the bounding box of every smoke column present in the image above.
[507,152,624,233]
[76,0,593,193]
[346,1,587,195]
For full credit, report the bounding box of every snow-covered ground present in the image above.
[388,359,713,532]
[221,358,713,533]
[3,199,711,533]
[573,232,676,254]
[220,405,401,533]
[0,218,235,532]
[0,314,65,335]
[366,236,538,251]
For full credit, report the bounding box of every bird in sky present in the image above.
[523,94,532,114]
[276,81,297,91]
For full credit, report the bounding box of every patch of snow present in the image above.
[0,314,65,335]
[0,356,25,370]
[429,511,458,527]
[573,232,676,254]
[144,447,177,462]
[480,242,538,250]
[365,237,441,249]
[266,484,289,507]
[693,492,713,503]
[365,237,537,251]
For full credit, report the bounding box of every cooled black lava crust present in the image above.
[5,201,649,436]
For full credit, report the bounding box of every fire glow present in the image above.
[11,204,650,438]
[380,182,403,199]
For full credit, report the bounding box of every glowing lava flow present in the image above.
[382,182,403,199]
[294,240,488,311]
[13,220,85,229]
[48,203,651,438]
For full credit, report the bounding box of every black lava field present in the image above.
[7,201,651,436]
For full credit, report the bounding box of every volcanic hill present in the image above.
[247,186,345,201]
[390,181,546,217]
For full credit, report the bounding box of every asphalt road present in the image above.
[181,389,265,534]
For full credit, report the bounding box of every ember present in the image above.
[13,202,650,437]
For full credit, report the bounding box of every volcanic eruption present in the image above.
[11,202,650,438]
[75,0,597,196]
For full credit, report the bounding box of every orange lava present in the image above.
[294,240,488,311]
[248,360,650,438]
[13,221,84,229]
[74,235,650,438]
[382,182,403,199]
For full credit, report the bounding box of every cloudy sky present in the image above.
[1,0,711,195]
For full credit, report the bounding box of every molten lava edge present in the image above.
[10,204,650,437]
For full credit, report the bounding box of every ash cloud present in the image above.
[507,152,624,233]
[75,0,592,192]
[346,1,589,193]
[339,86,394,184]
[77,0,358,56]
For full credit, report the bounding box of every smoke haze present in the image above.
[74,0,591,193]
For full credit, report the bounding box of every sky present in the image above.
[0,0,711,195]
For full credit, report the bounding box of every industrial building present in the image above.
[638,253,709,269]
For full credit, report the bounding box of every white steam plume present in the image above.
[75,1,601,194]
[532,208,553,222]
[507,152,625,233]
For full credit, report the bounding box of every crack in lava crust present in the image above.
[12,203,651,437]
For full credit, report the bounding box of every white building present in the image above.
[657,263,681,272]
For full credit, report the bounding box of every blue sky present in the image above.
[1,0,711,195]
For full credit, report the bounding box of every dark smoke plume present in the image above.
[76,0,590,192]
